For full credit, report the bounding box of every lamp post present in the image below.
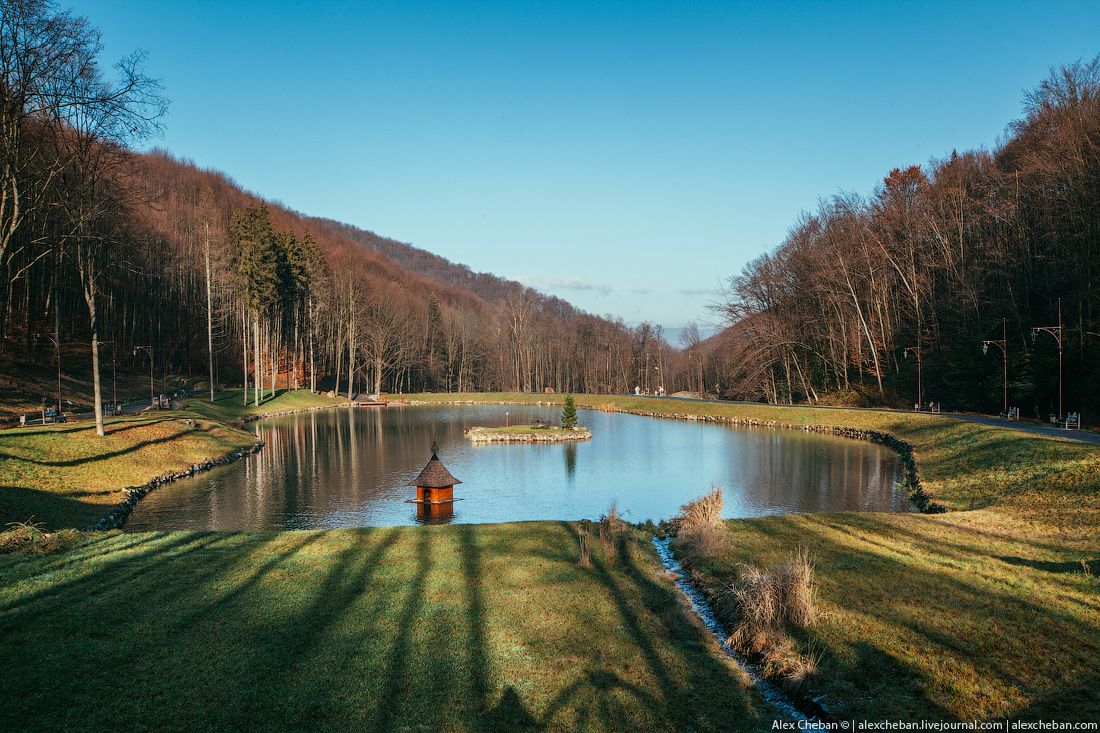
[1031,298,1063,419]
[134,346,154,410]
[46,331,62,415]
[903,345,923,408]
[982,318,1008,415]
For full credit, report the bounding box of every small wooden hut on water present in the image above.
[410,450,461,505]
[409,448,461,523]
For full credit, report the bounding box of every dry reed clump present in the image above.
[761,638,821,690]
[671,487,729,561]
[576,522,593,568]
[721,548,820,687]
[598,502,623,564]
[0,522,82,555]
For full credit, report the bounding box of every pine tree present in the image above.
[561,394,578,429]
[229,204,279,405]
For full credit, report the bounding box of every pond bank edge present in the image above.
[405,399,944,514]
[88,402,353,531]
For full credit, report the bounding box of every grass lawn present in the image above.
[0,522,779,731]
[401,393,1100,720]
[472,425,577,434]
[0,389,347,529]
[0,415,256,530]
[3,390,1097,725]
[181,387,348,424]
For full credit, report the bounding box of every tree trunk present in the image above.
[242,307,249,406]
[308,296,315,392]
[253,315,261,406]
[83,270,105,437]
[205,222,215,402]
[347,297,355,399]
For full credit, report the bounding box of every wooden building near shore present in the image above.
[411,451,462,505]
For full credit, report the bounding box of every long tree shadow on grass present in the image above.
[0,484,117,529]
[1,422,232,468]
[744,512,1100,719]
[554,521,766,730]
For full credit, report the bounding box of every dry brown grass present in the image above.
[723,549,817,649]
[598,502,622,564]
[0,521,83,555]
[671,487,730,561]
[576,523,592,568]
[761,638,821,691]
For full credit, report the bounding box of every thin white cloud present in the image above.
[520,276,614,296]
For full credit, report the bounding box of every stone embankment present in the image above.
[90,400,351,531]
[465,426,592,443]
[89,442,263,530]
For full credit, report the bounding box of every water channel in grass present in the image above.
[124,403,910,530]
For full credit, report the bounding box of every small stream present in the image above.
[651,537,825,725]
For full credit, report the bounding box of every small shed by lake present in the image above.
[411,451,462,505]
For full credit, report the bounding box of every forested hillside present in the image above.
[0,0,678,427]
[706,57,1100,417]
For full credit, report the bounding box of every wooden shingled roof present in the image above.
[411,453,462,488]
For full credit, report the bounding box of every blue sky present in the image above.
[76,0,1099,333]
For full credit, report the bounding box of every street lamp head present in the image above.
[1030,329,1038,344]
[982,342,989,355]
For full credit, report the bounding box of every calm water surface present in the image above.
[125,404,910,530]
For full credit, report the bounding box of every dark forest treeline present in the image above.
[0,1,679,432]
[705,57,1100,417]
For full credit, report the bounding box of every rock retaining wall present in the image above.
[89,401,351,531]
[88,442,264,531]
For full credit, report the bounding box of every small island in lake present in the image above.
[465,424,592,443]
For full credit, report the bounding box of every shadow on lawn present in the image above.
[0,421,224,468]
[738,512,1100,719]
[0,484,112,529]
[997,555,1100,575]
[1,524,767,732]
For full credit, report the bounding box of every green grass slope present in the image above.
[401,393,1100,720]
[0,522,776,731]
[0,389,348,529]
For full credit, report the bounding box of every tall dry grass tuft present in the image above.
[576,523,592,568]
[598,502,622,564]
[762,638,821,690]
[721,545,818,651]
[780,548,817,628]
[671,486,729,561]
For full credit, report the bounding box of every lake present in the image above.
[124,404,910,530]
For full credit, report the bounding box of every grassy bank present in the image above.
[401,393,1100,719]
[0,389,348,529]
[3,390,1097,723]
[182,387,348,424]
[0,521,778,731]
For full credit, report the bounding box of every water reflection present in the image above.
[416,501,455,525]
[125,404,910,531]
[563,442,577,481]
